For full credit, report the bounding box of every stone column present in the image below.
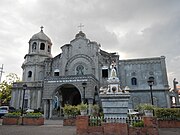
[17,90,21,109]
[37,90,42,109]
[27,90,31,108]
[11,90,16,107]
[20,90,23,109]
[49,99,53,118]
[88,98,93,115]
[43,100,47,119]
[32,90,36,108]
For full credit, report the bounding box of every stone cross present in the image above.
[40,26,44,31]
[78,23,84,31]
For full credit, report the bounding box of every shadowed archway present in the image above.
[52,84,82,117]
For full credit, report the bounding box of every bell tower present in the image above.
[22,26,52,82]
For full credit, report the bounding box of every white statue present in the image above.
[110,61,117,78]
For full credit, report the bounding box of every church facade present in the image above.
[11,28,170,118]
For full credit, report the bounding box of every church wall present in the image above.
[119,58,166,90]
[51,55,61,76]
[11,89,21,109]
[129,90,168,108]
[70,39,89,55]
[55,38,100,78]
[119,57,169,108]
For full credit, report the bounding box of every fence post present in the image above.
[142,116,159,135]
[143,116,158,128]
[76,116,89,135]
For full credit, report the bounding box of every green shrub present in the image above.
[132,120,144,127]
[155,108,180,120]
[24,112,43,118]
[63,104,79,118]
[77,103,88,111]
[92,104,100,116]
[136,103,155,111]
[4,112,21,118]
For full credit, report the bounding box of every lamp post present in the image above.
[21,84,27,125]
[82,82,87,103]
[147,78,154,106]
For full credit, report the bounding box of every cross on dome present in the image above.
[78,23,84,31]
[40,26,44,32]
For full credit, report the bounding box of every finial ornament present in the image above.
[78,23,84,31]
[40,26,44,32]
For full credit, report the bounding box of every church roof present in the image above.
[30,27,52,44]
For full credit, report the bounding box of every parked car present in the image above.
[0,106,9,118]
[9,106,16,112]
[0,106,16,118]
[127,109,139,115]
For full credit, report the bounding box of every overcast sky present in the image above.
[0,0,180,87]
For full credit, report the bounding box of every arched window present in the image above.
[32,42,37,51]
[76,65,84,75]
[28,71,32,78]
[131,77,137,85]
[40,43,45,50]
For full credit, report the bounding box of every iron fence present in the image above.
[89,116,142,126]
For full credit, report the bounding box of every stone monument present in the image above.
[100,61,131,118]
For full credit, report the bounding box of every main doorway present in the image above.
[52,84,81,118]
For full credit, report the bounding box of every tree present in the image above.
[0,73,20,106]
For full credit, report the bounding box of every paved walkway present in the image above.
[0,119,76,135]
[158,128,180,135]
[0,118,180,135]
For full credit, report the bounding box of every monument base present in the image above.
[100,93,130,118]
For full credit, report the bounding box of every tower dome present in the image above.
[75,31,86,39]
[29,26,52,44]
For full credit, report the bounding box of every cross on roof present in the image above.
[40,26,44,31]
[78,23,84,31]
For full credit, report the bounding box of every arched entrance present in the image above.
[52,84,82,118]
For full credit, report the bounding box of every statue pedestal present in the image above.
[100,93,130,118]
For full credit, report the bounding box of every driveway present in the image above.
[0,119,76,135]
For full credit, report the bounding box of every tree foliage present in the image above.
[0,73,20,105]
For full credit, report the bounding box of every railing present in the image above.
[89,116,104,126]
[89,116,142,126]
